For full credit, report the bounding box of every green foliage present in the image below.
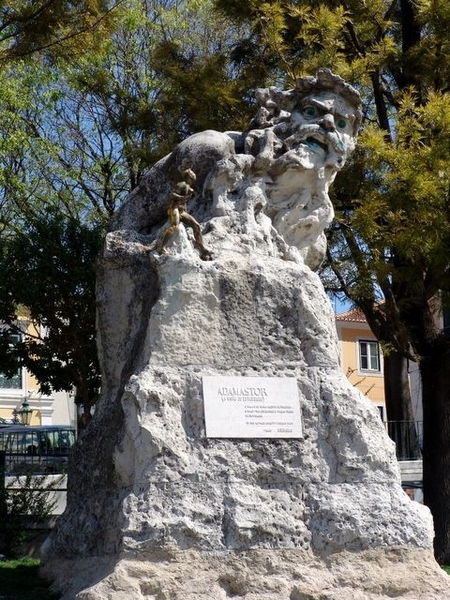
[333,87,450,314]
[61,0,257,186]
[0,472,62,558]
[0,0,117,64]
[215,0,385,84]
[0,557,58,599]
[0,210,102,413]
[0,557,58,600]
[0,0,263,422]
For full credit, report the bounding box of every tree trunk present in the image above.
[383,351,420,460]
[420,348,450,564]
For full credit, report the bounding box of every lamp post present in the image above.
[17,397,33,426]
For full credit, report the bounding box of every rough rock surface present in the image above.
[41,71,450,598]
[43,548,450,600]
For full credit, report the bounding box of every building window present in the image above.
[0,333,23,390]
[359,340,381,373]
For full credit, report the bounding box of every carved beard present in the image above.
[264,165,335,268]
[269,190,334,250]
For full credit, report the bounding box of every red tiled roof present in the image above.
[335,306,367,323]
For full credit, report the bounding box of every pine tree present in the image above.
[0,0,116,63]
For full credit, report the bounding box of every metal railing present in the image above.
[0,426,75,476]
[386,420,423,461]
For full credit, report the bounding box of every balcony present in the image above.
[386,421,423,500]
[386,420,423,461]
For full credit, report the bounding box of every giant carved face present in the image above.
[252,72,361,269]
[284,91,358,171]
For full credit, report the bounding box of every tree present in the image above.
[0,470,61,558]
[0,0,119,63]
[69,0,257,170]
[214,0,450,563]
[0,210,103,424]
[0,0,259,427]
[0,0,257,229]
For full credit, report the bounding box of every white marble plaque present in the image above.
[202,375,302,438]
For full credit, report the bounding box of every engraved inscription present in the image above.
[203,375,302,439]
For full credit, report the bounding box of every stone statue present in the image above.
[112,68,362,269]
[41,70,449,600]
[243,69,361,266]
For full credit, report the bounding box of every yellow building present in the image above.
[336,306,423,500]
[0,320,54,425]
[335,306,386,421]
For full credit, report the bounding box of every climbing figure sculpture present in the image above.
[158,168,212,260]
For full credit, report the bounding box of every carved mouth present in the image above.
[304,136,329,153]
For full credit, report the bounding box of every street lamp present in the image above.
[17,397,33,426]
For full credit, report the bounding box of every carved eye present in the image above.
[336,118,347,130]
[302,105,318,119]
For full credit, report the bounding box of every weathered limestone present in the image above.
[43,548,449,600]
[41,70,450,599]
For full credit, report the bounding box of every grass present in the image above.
[0,557,59,599]
[443,565,450,575]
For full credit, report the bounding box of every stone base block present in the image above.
[42,547,450,600]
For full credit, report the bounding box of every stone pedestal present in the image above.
[40,230,450,599]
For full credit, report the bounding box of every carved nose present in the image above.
[319,113,336,131]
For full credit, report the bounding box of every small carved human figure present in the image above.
[158,168,212,260]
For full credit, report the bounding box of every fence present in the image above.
[0,426,75,476]
[0,451,69,519]
[386,420,423,461]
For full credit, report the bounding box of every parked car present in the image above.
[0,425,76,475]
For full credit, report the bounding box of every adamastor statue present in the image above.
[41,69,447,600]
[112,68,361,269]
